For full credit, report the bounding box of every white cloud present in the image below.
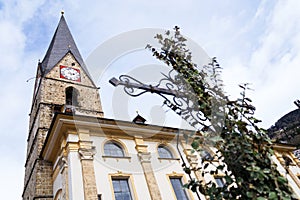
[0,1,45,199]
[247,0,300,126]
[219,0,300,127]
[0,21,25,70]
[0,155,24,199]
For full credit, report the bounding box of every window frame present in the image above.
[158,145,173,158]
[109,173,138,200]
[112,178,133,200]
[167,173,193,200]
[198,147,217,162]
[104,141,125,157]
[215,177,225,188]
[102,140,131,161]
[157,144,177,160]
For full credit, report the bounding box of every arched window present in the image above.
[104,141,125,157]
[201,150,214,161]
[65,87,79,106]
[158,145,173,158]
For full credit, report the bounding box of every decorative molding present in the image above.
[134,136,148,153]
[102,156,131,162]
[138,152,151,163]
[135,144,148,153]
[58,156,68,172]
[78,146,96,160]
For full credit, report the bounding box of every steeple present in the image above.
[41,14,91,78]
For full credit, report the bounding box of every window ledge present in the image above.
[102,156,131,162]
[158,157,180,162]
[203,159,219,163]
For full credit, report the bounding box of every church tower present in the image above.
[23,13,103,199]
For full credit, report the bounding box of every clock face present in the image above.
[60,65,81,82]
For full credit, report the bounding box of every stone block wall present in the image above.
[35,160,53,197]
[41,78,102,113]
[24,128,50,196]
[23,160,53,200]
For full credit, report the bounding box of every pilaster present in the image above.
[135,137,162,200]
[57,155,69,200]
[181,140,205,183]
[78,129,98,200]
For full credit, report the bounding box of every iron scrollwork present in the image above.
[109,69,210,131]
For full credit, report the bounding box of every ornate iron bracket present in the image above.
[109,74,182,97]
[109,70,210,131]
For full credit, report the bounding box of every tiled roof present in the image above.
[41,15,91,79]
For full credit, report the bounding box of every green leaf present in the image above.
[184,167,191,174]
[246,191,253,198]
[209,136,223,143]
[191,141,199,149]
[268,192,277,199]
[203,163,209,169]
[148,27,293,200]
[216,165,225,170]
[277,176,288,184]
[191,184,197,192]
[257,197,267,200]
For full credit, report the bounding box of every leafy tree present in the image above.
[146,27,295,199]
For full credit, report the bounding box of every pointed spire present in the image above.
[41,14,91,78]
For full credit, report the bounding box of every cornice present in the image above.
[41,113,196,161]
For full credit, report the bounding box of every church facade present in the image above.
[23,14,300,200]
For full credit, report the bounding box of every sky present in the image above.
[0,0,299,199]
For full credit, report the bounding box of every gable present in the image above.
[45,52,95,87]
